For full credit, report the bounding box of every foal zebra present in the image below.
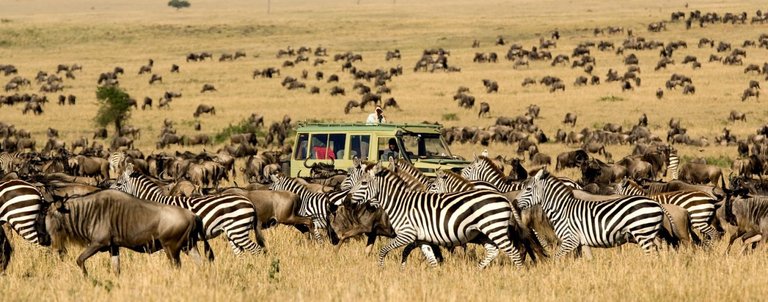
[517,169,664,258]
[269,174,347,242]
[349,163,525,268]
[0,180,50,271]
[112,164,266,255]
[615,178,718,244]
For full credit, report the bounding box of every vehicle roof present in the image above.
[296,122,442,134]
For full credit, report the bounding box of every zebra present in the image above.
[0,180,50,271]
[0,152,22,176]
[667,149,680,180]
[516,169,664,259]
[462,156,582,191]
[108,151,126,179]
[268,174,347,242]
[615,178,718,245]
[348,162,525,268]
[112,163,266,255]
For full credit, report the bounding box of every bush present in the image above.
[168,0,191,10]
[94,85,132,133]
[442,113,459,121]
[213,118,262,144]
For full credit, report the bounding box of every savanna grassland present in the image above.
[1,0,768,301]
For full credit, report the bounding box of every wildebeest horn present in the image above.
[303,157,312,168]
[329,157,334,166]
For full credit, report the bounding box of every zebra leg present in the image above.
[400,243,419,266]
[379,228,417,268]
[420,245,439,267]
[311,219,324,243]
[478,243,500,269]
[554,236,579,259]
[228,239,244,255]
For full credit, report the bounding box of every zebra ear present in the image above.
[353,156,361,168]
[388,157,396,172]
[534,168,547,180]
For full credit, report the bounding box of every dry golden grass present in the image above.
[2,0,768,300]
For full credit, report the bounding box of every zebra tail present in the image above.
[0,226,12,272]
[657,207,680,249]
[195,215,215,262]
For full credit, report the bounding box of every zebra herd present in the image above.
[0,150,752,274]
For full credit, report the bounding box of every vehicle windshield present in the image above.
[399,133,453,160]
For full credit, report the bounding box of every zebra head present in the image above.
[349,163,383,207]
[268,173,291,191]
[516,168,548,210]
[110,162,136,193]
[341,157,368,191]
[427,169,448,193]
[460,156,480,180]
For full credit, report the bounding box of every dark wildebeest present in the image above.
[729,110,747,122]
[200,84,216,93]
[221,188,312,231]
[678,162,723,186]
[556,149,589,171]
[193,104,216,117]
[478,102,490,117]
[44,190,213,276]
[562,112,577,127]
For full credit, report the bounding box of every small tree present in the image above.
[168,0,191,10]
[95,85,132,134]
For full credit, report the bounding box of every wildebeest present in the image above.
[193,104,216,117]
[556,149,589,170]
[562,112,577,127]
[729,110,747,122]
[200,84,216,93]
[741,88,759,102]
[678,162,723,186]
[478,102,490,117]
[44,190,213,276]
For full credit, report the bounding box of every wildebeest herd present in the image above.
[2,7,768,275]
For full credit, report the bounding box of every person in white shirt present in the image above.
[366,106,386,124]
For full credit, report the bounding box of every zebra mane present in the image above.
[394,159,429,183]
[127,172,165,194]
[376,168,411,187]
[478,156,506,179]
[441,170,473,187]
[393,168,427,191]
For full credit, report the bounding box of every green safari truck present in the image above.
[291,123,468,177]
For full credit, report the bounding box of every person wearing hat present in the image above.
[366,106,387,125]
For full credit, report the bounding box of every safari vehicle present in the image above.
[291,123,468,177]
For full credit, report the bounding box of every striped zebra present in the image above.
[392,159,432,187]
[667,149,680,180]
[463,156,582,192]
[349,162,524,268]
[615,178,718,244]
[0,152,22,176]
[112,164,266,255]
[0,179,50,271]
[108,152,126,179]
[0,180,49,244]
[517,169,664,258]
[268,174,347,242]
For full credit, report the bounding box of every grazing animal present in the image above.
[200,84,216,93]
[517,170,663,259]
[678,162,723,186]
[44,190,213,276]
[193,104,216,117]
[478,102,490,117]
[562,112,577,127]
[269,174,348,242]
